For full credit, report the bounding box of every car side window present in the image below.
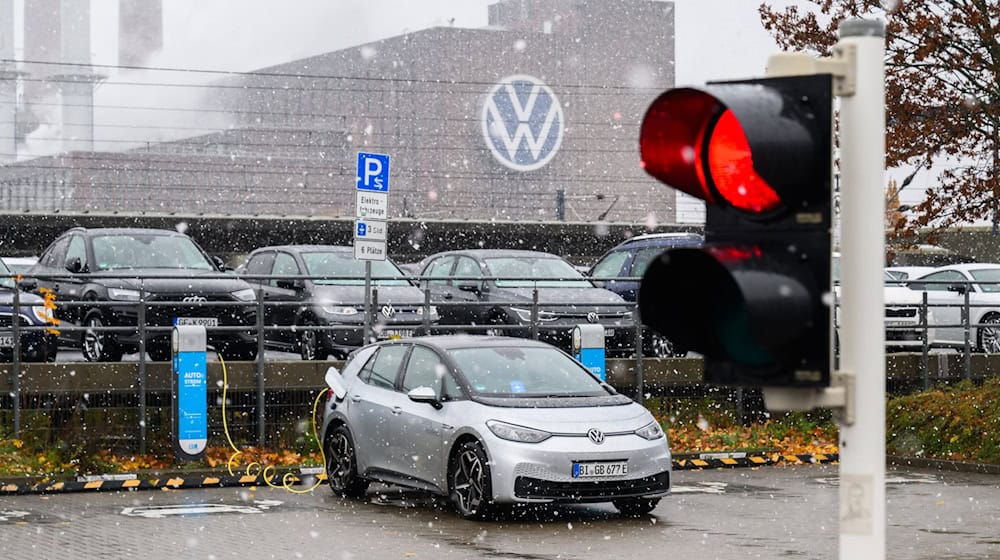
[454,257,482,278]
[401,346,447,394]
[244,252,275,284]
[916,271,966,292]
[424,256,455,286]
[441,370,464,401]
[629,247,666,276]
[591,250,628,279]
[41,237,69,268]
[363,345,408,390]
[270,252,300,287]
[65,235,88,270]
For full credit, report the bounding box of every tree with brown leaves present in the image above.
[759,0,1000,241]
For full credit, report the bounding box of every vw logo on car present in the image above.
[380,304,395,318]
[482,75,565,172]
[587,428,605,445]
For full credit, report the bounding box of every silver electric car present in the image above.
[320,335,672,519]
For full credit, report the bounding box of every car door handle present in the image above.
[443,293,453,300]
[391,406,403,415]
[350,395,363,403]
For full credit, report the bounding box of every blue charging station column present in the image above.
[572,324,606,381]
[172,325,208,461]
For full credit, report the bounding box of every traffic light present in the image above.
[637,74,833,387]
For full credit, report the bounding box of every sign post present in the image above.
[355,152,391,343]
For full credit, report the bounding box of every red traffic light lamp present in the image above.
[638,74,833,387]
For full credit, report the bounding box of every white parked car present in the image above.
[907,264,1000,352]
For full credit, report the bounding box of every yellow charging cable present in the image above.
[219,352,328,493]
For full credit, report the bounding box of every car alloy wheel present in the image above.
[82,314,122,362]
[299,320,322,360]
[325,426,368,498]
[449,441,495,520]
[978,315,1000,353]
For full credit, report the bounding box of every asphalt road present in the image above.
[2,465,998,559]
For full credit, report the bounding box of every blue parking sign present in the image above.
[357,152,390,192]
[356,222,367,237]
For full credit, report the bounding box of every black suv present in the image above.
[416,249,635,356]
[25,228,258,362]
[589,233,703,356]
[238,245,437,360]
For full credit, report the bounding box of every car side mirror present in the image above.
[947,284,968,295]
[407,386,442,409]
[65,257,83,273]
[212,256,231,271]
[276,278,304,290]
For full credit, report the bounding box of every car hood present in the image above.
[492,286,625,305]
[310,284,426,306]
[0,288,44,305]
[97,270,251,294]
[466,398,653,431]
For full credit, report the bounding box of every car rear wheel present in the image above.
[613,497,660,517]
[449,440,496,520]
[644,332,684,358]
[147,343,172,362]
[82,313,124,362]
[977,314,1000,353]
[325,426,368,499]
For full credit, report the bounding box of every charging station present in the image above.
[572,324,606,381]
[172,325,208,461]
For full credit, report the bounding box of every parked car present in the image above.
[588,233,702,357]
[415,249,635,356]
[906,263,1000,352]
[1,258,58,362]
[24,228,258,362]
[321,336,671,519]
[1,256,39,275]
[238,245,437,360]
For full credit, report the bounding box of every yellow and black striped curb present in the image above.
[0,470,328,496]
[672,452,838,470]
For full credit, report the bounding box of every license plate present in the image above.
[379,329,414,340]
[884,320,912,327]
[0,333,12,348]
[572,461,628,478]
[175,317,219,327]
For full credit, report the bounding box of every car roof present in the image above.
[250,245,353,254]
[424,249,567,259]
[64,227,190,237]
[609,232,703,250]
[395,335,555,352]
[924,263,1000,274]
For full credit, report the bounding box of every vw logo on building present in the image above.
[482,75,565,172]
[380,304,396,318]
[587,428,605,445]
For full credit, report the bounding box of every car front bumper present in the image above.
[482,430,672,504]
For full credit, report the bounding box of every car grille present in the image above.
[885,308,917,318]
[513,471,670,501]
[0,314,28,328]
[143,293,254,326]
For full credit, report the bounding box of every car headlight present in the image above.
[108,288,141,301]
[231,288,257,302]
[322,306,359,316]
[415,306,438,317]
[510,307,558,322]
[486,420,551,443]
[635,420,665,441]
[30,305,51,323]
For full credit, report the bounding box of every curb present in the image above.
[1,454,842,495]
[887,455,1000,475]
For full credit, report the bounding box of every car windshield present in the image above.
[448,346,607,398]
[92,234,215,271]
[0,259,13,289]
[302,252,409,286]
[485,256,591,287]
[968,268,1000,292]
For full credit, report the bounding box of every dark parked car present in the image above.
[415,250,635,356]
[25,228,258,362]
[1,258,58,362]
[588,233,703,357]
[238,245,438,360]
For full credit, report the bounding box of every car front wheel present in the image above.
[299,319,326,360]
[978,314,1000,353]
[449,440,496,520]
[325,425,368,499]
[82,313,124,362]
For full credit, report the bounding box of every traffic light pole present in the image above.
[836,19,886,560]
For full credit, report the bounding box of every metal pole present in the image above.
[256,292,265,447]
[836,18,886,559]
[920,292,929,390]
[363,261,372,343]
[633,320,643,402]
[12,285,20,437]
[963,287,971,380]
[530,288,539,340]
[422,286,431,334]
[138,281,147,454]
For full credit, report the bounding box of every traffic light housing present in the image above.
[638,74,833,387]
